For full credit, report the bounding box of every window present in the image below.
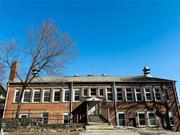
[14,89,20,103]
[64,89,70,102]
[126,88,134,101]
[107,88,113,101]
[138,112,146,127]
[144,88,153,101]
[148,112,156,126]
[74,89,80,101]
[99,88,104,96]
[117,112,125,126]
[42,112,49,124]
[116,88,123,101]
[91,88,97,96]
[154,88,161,101]
[19,113,28,118]
[83,88,88,97]
[53,89,61,102]
[32,89,41,102]
[169,112,175,126]
[43,89,51,102]
[22,89,31,103]
[135,89,142,101]
[64,113,69,124]
[164,89,170,101]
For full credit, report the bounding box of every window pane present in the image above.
[74,89,80,101]
[64,114,69,124]
[148,113,156,126]
[42,112,48,124]
[91,88,96,96]
[83,88,88,96]
[100,89,104,96]
[164,89,170,100]
[117,88,123,101]
[139,113,146,126]
[154,89,161,101]
[15,90,20,103]
[44,90,50,102]
[118,113,125,126]
[23,90,30,102]
[33,90,40,102]
[107,88,113,101]
[65,90,70,101]
[54,90,61,102]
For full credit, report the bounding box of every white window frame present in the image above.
[52,88,61,102]
[116,88,123,102]
[32,89,41,103]
[147,111,156,127]
[144,88,153,101]
[63,88,70,102]
[99,88,104,97]
[82,87,88,97]
[164,88,170,101]
[137,112,146,127]
[106,88,113,102]
[117,112,125,127]
[169,111,175,126]
[125,88,134,102]
[19,113,28,118]
[73,89,80,102]
[63,112,69,124]
[13,89,20,103]
[22,89,31,103]
[135,88,143,102]
[153,88,161,101]
[42,89,51,103]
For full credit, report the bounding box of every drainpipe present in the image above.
[69,82,73,124]
[113,82,117,126]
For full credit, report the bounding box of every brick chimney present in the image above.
[9,61,19,82]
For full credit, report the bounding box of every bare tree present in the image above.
[0,21,75,118]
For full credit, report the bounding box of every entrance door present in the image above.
[129,118,136,127]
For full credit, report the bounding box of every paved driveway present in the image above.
[80,129,180,135]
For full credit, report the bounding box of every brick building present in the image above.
[3,65,180,131]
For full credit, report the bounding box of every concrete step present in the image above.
[86,124,115,130]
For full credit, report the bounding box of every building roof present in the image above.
[0,83,7,91]
[12,76,174,83]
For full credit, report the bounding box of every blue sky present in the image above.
[0,0,180,99]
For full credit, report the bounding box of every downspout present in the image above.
[69,82,73,124]
[113,82,117,126]
[3,82,9,118]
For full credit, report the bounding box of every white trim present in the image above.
[32,89,41,103]
[22,89,31,103]
[117,112,125,126]
[19,113,29,118]
[147,111,156,127]
[63,88,70,102]
[135,88,142,102]
[42,89,51,103]
[52,88,61,102]
[153,88,161,101]
[144,88,152,101]
[73,88,80,102]
[137,112,146,127]
[13,89,20,103]
[3,84,9,118]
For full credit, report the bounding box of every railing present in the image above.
[100,105,109,123]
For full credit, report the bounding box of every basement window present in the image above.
[22,89,31,103]
[169,112,175,126]
[148,112,156,126]
[42,112,49,124]
[64,113,69,124]
[19,113,28,118]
